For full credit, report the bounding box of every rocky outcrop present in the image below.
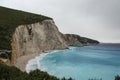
[63,34,99,46]
[11,20,99,64]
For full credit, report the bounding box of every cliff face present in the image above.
[63,34,99,46]
[11,20,67,64]
[11,20,99,64]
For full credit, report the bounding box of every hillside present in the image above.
[0,6,52,49]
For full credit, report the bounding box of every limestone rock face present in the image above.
[11,20,99,64]
[11,20,67,64]
[63,34,99,46]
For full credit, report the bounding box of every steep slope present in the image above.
[11,20,68,64]
[0,6,99,64]
[63,34,99,46]
[0,6,52,49]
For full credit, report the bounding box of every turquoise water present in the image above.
[37,44,120,80]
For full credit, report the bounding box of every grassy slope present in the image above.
[0,6,52,49]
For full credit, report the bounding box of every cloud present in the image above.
[0,0,120,43]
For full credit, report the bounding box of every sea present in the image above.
[26,43,120,80]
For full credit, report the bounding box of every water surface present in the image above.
[27,43,120,80]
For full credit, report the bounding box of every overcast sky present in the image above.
[0,0,120,43]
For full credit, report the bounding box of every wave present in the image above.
[25,50,62,73]
[25,53,47,73]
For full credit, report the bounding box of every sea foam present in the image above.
[25,50,60,73]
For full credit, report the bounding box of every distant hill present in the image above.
[0,6,52,49]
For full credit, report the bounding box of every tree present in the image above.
[115,75,120,80]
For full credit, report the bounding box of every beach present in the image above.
[15,50,54,72]
[15,53,40,71]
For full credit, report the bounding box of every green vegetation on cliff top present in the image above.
[0,6,52,49]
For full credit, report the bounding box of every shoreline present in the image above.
[15,53,40,71]
[14,50,57,72]
[14,46,81,72]
[14,45,89,72]
[26,50,61,73]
